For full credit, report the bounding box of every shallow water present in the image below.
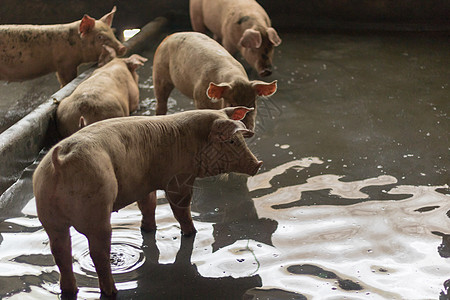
[0,31,449,299]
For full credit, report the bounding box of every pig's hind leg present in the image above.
[137,191,157,232]
[153,73,174,115]
[45,225,78,295]
[84,222,117,296]
[74,177,118,296]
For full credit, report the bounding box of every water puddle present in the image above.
[0,161,448,299]
[0,31,449,299]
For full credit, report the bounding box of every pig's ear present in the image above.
[252,80,277,97]
[207,82,231,101]
[239,28,262,49]
[124,55,148,71]
[100,6,117,27]
[98,45,116,67]
[209,119,252,142]
[267,27,282,46]
[224,106,254,121]
[79,116,87,129]
[79,15,96,38]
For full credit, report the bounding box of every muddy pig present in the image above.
[56,46,147,138]
[190,0,282,77]
[33,107,262,296]
[0,6,126,86]
[153,32,277,134]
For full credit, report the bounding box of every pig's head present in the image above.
[206,79,278,132]
[97,45,117,67]
[196,107,263,178]
[238,26,282,77]
[123,54,148,84]
[97,46,147,82]
[78,6,127,61]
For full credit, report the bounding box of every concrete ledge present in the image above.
[0,70,93,195]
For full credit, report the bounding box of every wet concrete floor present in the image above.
[0,31,449,299]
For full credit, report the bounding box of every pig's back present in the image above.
[59,111,214,161]
[201,0,269,33]
[54,116,163,192]
[0,24,74,80]
[164,32,246,89]
[54,114,205,203]
[60,116,182,162]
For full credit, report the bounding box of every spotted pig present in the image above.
[0,7,126,86]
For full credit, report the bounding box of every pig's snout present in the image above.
[243,130,255,138]
[117,45,127,56]
[248,160,263,176]
[259,68,272,77]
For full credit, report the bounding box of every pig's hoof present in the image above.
[100,288,118,299]
[61,289,78,300]
[259,69,272,77]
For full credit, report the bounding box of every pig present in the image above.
[0,6,127,87]
[190,0,282,77]
[56,45,147,138]
[153,32,277,134]
[33,106,262,296]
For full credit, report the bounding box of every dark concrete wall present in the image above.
[262,0,450,30]
[1,1,189,31]
[1,0,449,32]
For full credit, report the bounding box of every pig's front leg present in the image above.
[189,0,207,33]
[169,201,196,236]
[222,37,238,56]
[165,174,197,236]
[137,191,157,232]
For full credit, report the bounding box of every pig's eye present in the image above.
[97,34,105,40]
[228,139,235,144]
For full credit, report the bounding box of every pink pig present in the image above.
[33,107,262,296]
[0,7,126,86]
[190,0,282,76]
[153,32,277,133]
[56,45,147,138]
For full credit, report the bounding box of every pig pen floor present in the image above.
[0,31,449,299]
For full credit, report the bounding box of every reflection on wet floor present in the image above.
[0,31,449,299]
[1,163,448,299]
[287,264,363,291]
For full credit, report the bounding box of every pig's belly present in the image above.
[171,79,194,99]
[112,185,154,212]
